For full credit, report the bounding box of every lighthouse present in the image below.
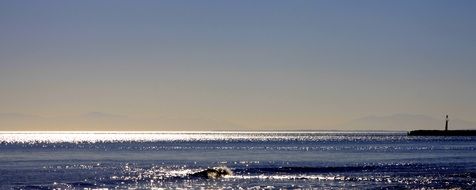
[445,115,449,131]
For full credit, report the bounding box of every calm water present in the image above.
[0,131,475,189]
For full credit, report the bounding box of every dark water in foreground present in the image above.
[0,132,475,189]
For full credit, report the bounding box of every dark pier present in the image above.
[407,130,476,136]
[408,115,476,136]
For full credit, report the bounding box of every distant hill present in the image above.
[337,113,476,131]
[0,112,244,131]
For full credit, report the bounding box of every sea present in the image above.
[0,131,475,189]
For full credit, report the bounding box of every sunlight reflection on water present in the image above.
[0,131,405,143]
[0,131,475,189]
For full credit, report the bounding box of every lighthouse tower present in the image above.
[445,115,449,131]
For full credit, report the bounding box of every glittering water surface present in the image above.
[1,131,475,189]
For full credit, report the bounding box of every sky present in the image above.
[0,0,475,131]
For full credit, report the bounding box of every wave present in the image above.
[188,167,233,179]
[110,163,475,180]
[236,166,380,174]
[8,164,476,190]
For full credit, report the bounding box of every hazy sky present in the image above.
[1,1,475,130]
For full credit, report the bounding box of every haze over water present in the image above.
[1,1,476,131]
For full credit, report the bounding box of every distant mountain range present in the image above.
[0,112,243,131]
[1,112,475,131]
